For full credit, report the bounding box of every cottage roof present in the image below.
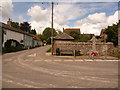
[0,22,41,41]
[63,28,81,34]
[100,29,105,36]
[54,33,74,40]
[64,28,80,31]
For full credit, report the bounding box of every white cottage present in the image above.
[0,20,43,51]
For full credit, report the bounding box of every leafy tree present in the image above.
[69,31,80,41]
[30,29,37,35]
[68,31,93,42]
[42,27,57,44]
[79,34,93,42]
[104,23,118,46]
[11,22,20,29]
[20,22,31,33]
[36,34,44,41]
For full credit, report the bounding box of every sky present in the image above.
[0,0,120,35]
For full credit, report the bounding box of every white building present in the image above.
[0,20,43,51]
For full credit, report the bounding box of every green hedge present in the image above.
[3,39,24,53]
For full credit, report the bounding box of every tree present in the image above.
[30,29,37,35]
[42,27,57,44]
[20,22,31,33]
[104,23,118,46]
[36,34,44,41]
[79,34,93,42]
[69,31,80,41]
[11,22,20,29]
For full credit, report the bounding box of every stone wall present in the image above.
[54,41,114,56]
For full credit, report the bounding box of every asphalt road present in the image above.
[2,45,118,88]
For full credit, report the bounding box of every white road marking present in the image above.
[66,60,72,61]
[74,60,83,61]
[53,60,62,62]
[22,56,119,62]
[28,59,119,62]
[3,78,40,88]
[4,59,12,61]
[28,53,36,57]
[34,60,43,62]
[4,74,56,88]
[44,59,52,62]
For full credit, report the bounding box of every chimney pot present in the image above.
[7,18,12,27]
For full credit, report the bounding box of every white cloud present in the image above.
[54,4,81,23]
[18,16,25,23]
[27,5,50,22]
[0,0,13,20]
[107,11,119,26]
[27,5,51,33]
[27,4,92,34]
[75,11,119,35]
[27,3,118,35]
[29,21,51,34]
[88,13,107,23]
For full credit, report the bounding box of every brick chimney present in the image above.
[7,18,12,27]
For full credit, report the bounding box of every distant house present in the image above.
[63,28,81,34]
[0,20,43,51]
[53,33,74,55]
[100,29,105,38]
[95,29,108,41]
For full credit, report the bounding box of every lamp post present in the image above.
[51,1,54,55]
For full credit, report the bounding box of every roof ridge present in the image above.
[54,32,74,40]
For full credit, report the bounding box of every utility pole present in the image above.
[118,20,120,59]
[51,1,54,55]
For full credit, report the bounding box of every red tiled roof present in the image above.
[64,28,80,31]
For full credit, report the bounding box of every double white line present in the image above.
[25,59,119,62]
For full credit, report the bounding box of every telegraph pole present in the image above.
[51,1,54,55]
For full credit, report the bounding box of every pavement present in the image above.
[2,45,119,88]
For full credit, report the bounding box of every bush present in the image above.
[3,39,24,53]
[113,47,119,57]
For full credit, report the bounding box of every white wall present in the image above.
[3,29,24,47]
[24,35,33,48]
